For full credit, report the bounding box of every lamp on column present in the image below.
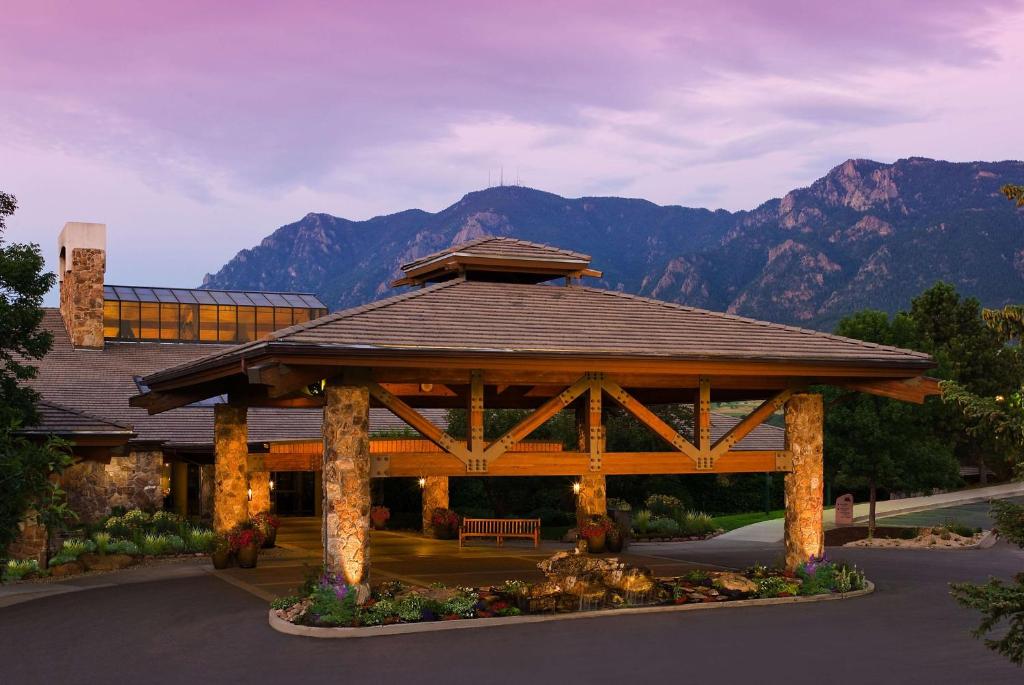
[269,479,275,491]
[572,481,581,495]
[418,477,426,489]
[247,486,253,502]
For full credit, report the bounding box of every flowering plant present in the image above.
[579,515,613,540]
[251,512,281,534]
[370,506,391,527]
[431,508,460,530]
[228,525,266,552]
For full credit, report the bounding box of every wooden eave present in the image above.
[391,254,599,287]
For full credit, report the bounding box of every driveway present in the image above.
[2,537,1022,684]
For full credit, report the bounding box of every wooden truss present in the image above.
[296,371,796,476]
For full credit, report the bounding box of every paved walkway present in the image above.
[3,533,1022,683]
[720,481,1024,543]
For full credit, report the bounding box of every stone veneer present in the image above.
[248,471,271,516]
[59,247,105,349]
[783,392,825,571]
[421,476,449,534]
[60,449,165,523]
[214,404,249,533]
[576,473,607,526]
[8,515,48,564]
[322,383,371,592]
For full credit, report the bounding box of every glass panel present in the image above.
[256,307,275,338]
[274,307,292,329]
[237,306,256,342]
[159,303,179,340]
[180,303,199,341]
[228,291,253,306]
[266,293,290,306]
[217,305,237,342]
[114,286,140,301]
[248,292,273,307]
[283,293,307,307]
[298,294,323,308]
[140,302,160,339]
[154,288,177,303]
[199,304,218,342]
[192,289,217,304]
[135,288,158,303]
[103,300,120,338]
[171,288,198,304]
[211,291,235,305]
[292,308,310,325]
[119,301,140,339]
[103,285,117,300]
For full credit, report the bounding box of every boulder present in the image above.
[49,561,85,577]
[80,553,137,572]
[712,572,759,594]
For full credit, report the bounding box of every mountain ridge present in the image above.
[202,157,1024,329]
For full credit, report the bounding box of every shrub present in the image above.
[645,494,683,518]
[607,498,631,512]
[184,527,216,553]
[440,589,478,618]
[395,593,434,622]
[498,579,531,596]
[104,516,131,539]
[362,599,397,626]
[942,519,981,538]
[164,534,186,554]
[632,509,652,534]
[308,573,358,626]
[756,576,800,598]
[48,538,93,567]
[897,527,918,540]
[151,511,182,534]
[832,564,866,593]
[496,606,521,617]
[110,539,139,555]
[271,595,301,610]
[92,531,112,555]
[647,517,680,536]
[3,559,40,581]
[579,515,613,540]
[141,534,168,556]
[122,509,151,530]
[675,510,716,537]
[682,569,710,583]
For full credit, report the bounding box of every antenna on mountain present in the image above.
[500,166,504,187]
[488,170,491,188]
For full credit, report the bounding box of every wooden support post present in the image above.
[783,392,824,571]
[588,374,603,472]
[171,462,188,516]
[696,376,712,468]
[421,476,449,535]
[575,395,606,526]
[467,370,486,471]
[213,403,249,534]
[248,471,271,516]
[322,380,371,596]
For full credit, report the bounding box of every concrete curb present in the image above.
[268,580,875,639]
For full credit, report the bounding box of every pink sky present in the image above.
[3,0,1023,303]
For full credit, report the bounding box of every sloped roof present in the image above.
[400,236,591,272]
[144,277,932,386]
[19,400,134,437]
[26,310,445,446]
[104,284,326,309]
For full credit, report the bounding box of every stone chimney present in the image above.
[58,222,106,349]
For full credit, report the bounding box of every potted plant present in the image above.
[605,523,626,553]
[580,515,613,553]
[431,508,460,540]
[252,512,281,549]
[210,533,232,570]
[370,505,391,530]
[230,524,266,569]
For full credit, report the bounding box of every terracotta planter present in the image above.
[236,543,260,569]
[434,527,457,540]
[605,531,624,554]
[211,548,232,570]
[370,518,389,531]
[585,532,606,553]
[262,527,278,549]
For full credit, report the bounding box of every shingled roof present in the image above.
[400,236,592,272]
[144,277,932,387]
[19,400,134,437]
[27,310,446,448]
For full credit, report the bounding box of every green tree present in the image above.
[0,191,73,568]
[1004,183,1024,208]
[824,310,960,535]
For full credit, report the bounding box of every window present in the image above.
[199,305,218,342]
[292,308,310,325]
[256,307,275,338]
[140,303,160,340]
[217,305,237,343]
[237,306,256,342]
[119,301,140,339]
[159,303,179,341]
[274,307,293,329]
[103,301,120,338]
[179,304,199,341]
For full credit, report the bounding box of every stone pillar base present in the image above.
[783,393,824,571]
[576,473,607,527]
[421,476,449,535]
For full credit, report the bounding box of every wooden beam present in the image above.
[247,363,324,398]
[366,381,469,462]
[837,376,941,404]
[710,388,794,460]
[481,374,592,463]
[601,378,700,463]
[696,376,712,468]
[467,370,485,471]
[588,374,603,471]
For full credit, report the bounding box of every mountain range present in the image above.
[202,157,1024,329]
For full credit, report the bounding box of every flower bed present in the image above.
[271,551,868,629]
[1,509,216,582]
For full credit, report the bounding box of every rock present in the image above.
[49,561,85,577]
[80,553,136,572]
[713,572,758,594]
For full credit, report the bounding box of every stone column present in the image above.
[322,381,371,593]
[421,476,449,535]
[199,464,215,519]
[783,392,824,571]
[576,473,606,524]
[313,471,323,518]
[214,404,249,534]
[248,471,271,516]
[171,462,189,516]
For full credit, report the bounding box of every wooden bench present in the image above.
[459,518,541,548]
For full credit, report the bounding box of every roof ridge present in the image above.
[576,286,932,359]
[400,235,591,271]
[106,284,322,296]
[36,399,135,431]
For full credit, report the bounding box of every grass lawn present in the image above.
[712,509,785,531]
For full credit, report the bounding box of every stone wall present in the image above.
[61,449,166,524]
[8,515,47,564]
[783,393,825,571]
[59,247,105,349]
[576,473,607,526]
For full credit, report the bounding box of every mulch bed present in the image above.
[825,526,917,546]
